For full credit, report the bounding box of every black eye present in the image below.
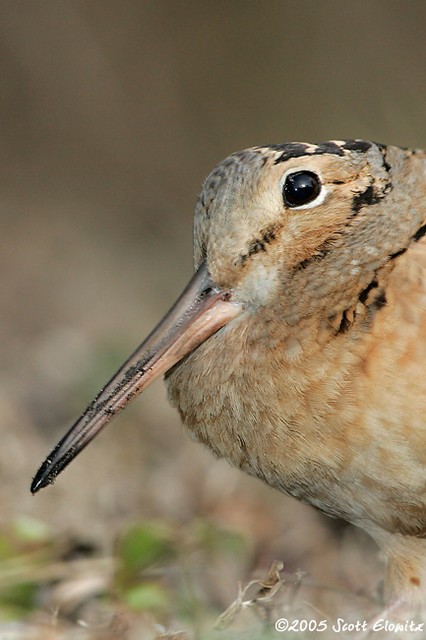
[283,171,321,207]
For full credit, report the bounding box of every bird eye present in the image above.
[283,171,321,207]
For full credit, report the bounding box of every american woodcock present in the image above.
[32,140,426,605]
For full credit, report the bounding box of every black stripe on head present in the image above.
[376,143,392,173]
[359,279,379,304]
[342,140,372,153]
[271,139,377,165]
[351,159,392,215]
[329,277,388,337]
[272,143,310,163]
[238,222,282,266]
[273,141,345,164]
[315,141,345,156]
[294,238,337,271]
[351,184,384,213]
[358,277,387,312]
[413,223,426,243]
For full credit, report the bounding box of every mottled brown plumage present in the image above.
[32,140,426,606]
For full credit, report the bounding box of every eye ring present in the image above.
[283,171,322,208]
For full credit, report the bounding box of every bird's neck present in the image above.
[166,299,366,484]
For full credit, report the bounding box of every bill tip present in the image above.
[30,472,49,494]
[30,458,56,494]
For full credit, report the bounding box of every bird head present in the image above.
[31,140,425,492]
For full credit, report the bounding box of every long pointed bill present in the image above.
[31,261,242,494]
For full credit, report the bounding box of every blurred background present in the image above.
[1,1,426,636]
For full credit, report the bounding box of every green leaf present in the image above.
[123,582,168,611]
[0,534,15,561]
[195,521,247,556]
[117,522,175,583]
[13,517,51,544]
[0,582,37,616]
